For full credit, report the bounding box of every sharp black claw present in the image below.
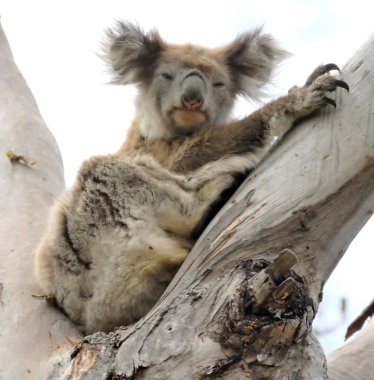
[323,96,337,108]
[305,63,342,86]
[324,63,341,73]
[335,79,350,92]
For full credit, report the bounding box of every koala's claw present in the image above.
[321,78,349,108]
[323,96,337,108]
[324,63,341,73]
[334,79,349,92]
[305,63,342,86]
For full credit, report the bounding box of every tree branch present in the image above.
[0,21,82,380]
[328,318,374,380]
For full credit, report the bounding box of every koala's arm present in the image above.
[172,65,349,176]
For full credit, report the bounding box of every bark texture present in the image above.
[1,18,374,380]
[0,21,82,380]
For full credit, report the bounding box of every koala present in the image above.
[34,22,348,334]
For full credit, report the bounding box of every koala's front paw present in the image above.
[303,63,349,108]
[288,63,349,117]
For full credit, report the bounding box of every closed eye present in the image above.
[213,82,225,87]
[161,73,173,80]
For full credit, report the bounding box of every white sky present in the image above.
[1,0,373,353]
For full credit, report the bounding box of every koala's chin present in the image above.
[170,109,208,134]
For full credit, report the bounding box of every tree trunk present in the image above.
[0,22,82,380]
[1,19,373,379]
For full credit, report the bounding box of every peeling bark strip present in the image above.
[70,344,101,379]
[345,298,374,340]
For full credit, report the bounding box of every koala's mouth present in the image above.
[169,108,209,129]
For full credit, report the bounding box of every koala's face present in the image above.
[103,22,288,139]
[145,46,234,135]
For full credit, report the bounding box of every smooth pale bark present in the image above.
[0,21,82,380]
[1,17,374,379]
[328,318,374,380]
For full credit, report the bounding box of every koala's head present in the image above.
[103,22,288,140]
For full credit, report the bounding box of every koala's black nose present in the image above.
[181,74,204,110]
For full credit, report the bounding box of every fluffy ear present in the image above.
[102,21,165,85]
[222,28,290,99]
